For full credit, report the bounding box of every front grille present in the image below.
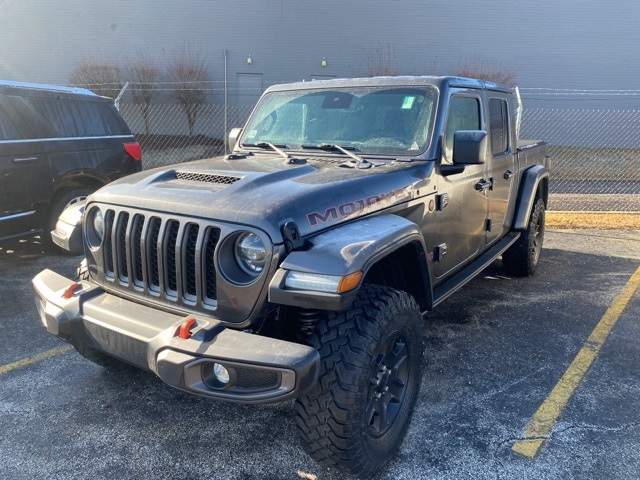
[175,171,242,185]
[102,209,221,308]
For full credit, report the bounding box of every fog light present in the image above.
[213,363,230,385]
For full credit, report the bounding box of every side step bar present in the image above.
[432,232,521,308]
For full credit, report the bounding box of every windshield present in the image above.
[240,86,438,156]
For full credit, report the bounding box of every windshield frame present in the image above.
[238,84,440,158]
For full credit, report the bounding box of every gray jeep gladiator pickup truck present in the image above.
[33,76,549,478]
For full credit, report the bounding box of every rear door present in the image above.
[26,96,136,186]
[485,94,516,244]
[0,99,52,239]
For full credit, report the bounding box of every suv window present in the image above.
[489,98,509,155]
[444,95,481,161]
[0,103,22,140]
[27,97,128,137]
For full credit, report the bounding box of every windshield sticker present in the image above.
[402,96,415,109]
[409,142,420,150]
[247,129,257,139]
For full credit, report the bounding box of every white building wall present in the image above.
[1,0,639,104]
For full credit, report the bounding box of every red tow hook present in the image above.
[62,282,80,299]
[178,317,197,339]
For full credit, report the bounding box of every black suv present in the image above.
[0,80,141,245]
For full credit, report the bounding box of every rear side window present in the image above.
[26,97,129,137]
[0,103,22,140]
[1,95,54,138]
[489,98,509,155]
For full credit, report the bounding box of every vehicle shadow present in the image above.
[0,235,80,261]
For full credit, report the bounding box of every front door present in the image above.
[434,92,488,277]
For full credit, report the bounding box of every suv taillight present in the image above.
[123,142,142,160]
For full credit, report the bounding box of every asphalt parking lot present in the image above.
[1,229,639,480]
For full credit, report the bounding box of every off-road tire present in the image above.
[295,285,424,479]
[44,187,92,253]
[502,197,545,277]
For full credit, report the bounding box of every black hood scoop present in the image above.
[174,171,243,185]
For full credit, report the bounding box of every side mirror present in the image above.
[50,201,85,255]
[228,128,243,152]
[453,130,488,165]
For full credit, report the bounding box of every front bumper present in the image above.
[33,269,320,404]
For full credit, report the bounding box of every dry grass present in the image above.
[547,211,640,230]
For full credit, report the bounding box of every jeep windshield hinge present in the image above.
[282,221,305,252]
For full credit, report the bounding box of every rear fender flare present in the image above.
[513,165,549,231]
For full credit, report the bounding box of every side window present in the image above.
[444,96,481,161]
[25,97,127,137]
[26,97,80,137]
[489,98,509,155]
[2,95,55,138]
[0,103,22,140]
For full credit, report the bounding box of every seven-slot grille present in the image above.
[101,209,221,308]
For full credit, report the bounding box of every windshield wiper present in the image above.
[243,142,288,156]
[243,142,306,165]
[301,143,374,169]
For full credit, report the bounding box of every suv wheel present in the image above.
[502,197,545,276]
[295,285,424,478]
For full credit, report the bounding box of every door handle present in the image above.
[13,157,38,163]
[503,170,514,180]
[475,179,493,192]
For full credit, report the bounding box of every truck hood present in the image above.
[90,153,434,243]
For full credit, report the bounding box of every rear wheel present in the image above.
[295,285,424,478]
[502,197,545,276]
[44,187,92,253]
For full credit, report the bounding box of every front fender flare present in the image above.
[268,214,426,311]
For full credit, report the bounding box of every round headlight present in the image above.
[234,233,266,274]
[92,208,105,241]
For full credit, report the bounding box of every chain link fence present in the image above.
[521,108,640,211]
[119,103,253,167]
[119,98,640,212]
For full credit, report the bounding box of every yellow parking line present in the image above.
[512,265,640,458]
[0,345,73,376]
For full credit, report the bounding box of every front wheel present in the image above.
[502,197,545,276]
[295,285,425,478]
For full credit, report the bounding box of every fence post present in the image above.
[224,49,228,155]
[114,81,129,111]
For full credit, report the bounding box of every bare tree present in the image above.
[454,57,518,86]
[165,44,210,137]
[125,51,159,135]
[365,44,400,77]
[69,58,122,99]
